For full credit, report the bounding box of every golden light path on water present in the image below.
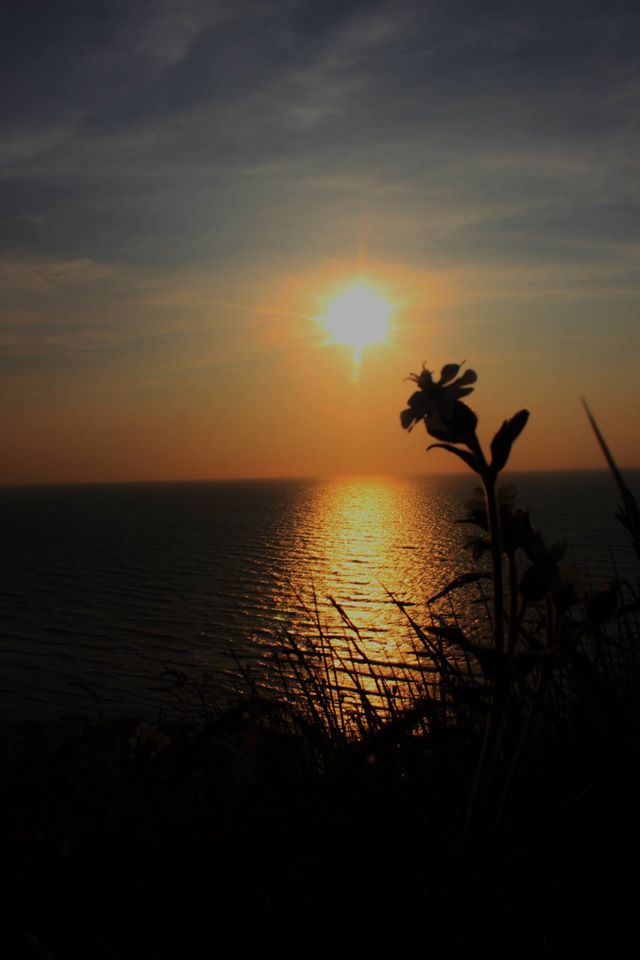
[258,475,475,719]
[0,474,478,722]
[2,472,636,721]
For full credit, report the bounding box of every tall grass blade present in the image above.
[582,397,640,558]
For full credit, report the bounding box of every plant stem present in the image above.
[483,473,505,656]
[507,548,519,655]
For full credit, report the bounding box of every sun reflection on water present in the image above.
[267,475,467,717]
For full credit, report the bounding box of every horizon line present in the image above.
[2,464,639,491]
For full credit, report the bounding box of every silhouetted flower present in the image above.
[400,362,478,444]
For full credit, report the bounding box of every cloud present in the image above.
[0,257,115,290]
[1,0,639,277]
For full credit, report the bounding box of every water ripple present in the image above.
[0,471,638,720]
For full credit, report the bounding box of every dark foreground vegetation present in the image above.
[2,365,640,957]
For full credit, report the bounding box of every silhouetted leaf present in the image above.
[490,409,529,476]
[419,622,471,647]
[427,571,492,604]
[427,443,481,472]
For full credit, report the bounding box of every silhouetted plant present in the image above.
[4,367,640,958]
[401,361,529,660]
[400,362,626,845]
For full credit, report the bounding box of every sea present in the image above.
[1,470,638,723]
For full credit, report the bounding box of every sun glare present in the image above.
[316,278,394,375]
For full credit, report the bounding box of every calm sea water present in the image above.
[1,470,638,722]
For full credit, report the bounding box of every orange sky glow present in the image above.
[2,2,639,485]
[3,255,638,485]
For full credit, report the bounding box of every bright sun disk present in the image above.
[317,279,393,365]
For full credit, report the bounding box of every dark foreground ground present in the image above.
[2,692,639,959]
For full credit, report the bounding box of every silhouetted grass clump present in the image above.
[2,362,639,956]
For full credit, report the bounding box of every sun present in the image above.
[316,277,394,374]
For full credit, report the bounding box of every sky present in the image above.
[2,0,639,483]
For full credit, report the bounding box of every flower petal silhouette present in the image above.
[440,363,461,384]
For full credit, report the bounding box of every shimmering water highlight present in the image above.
[0,471,637,721]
